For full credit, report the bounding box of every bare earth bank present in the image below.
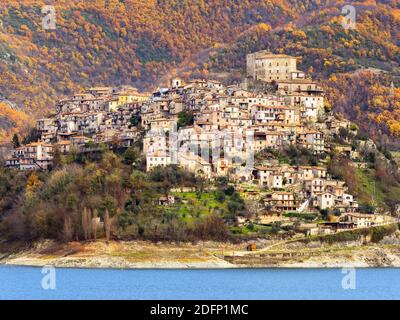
[1,239,400,269]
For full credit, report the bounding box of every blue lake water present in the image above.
[0,266,399,299]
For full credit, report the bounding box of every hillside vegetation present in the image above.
[0,148,250,242]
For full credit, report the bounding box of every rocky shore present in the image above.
[1,238,400,269]
[0,240,238,269]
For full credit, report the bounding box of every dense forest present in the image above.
[0,0,399,144]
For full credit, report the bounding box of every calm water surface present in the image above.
[0,266,399,300]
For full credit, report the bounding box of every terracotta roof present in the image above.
[56,141,71,145]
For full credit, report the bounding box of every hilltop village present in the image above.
[3,51,397,238]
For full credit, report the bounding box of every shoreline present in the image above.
[2,262,399,270]
[1,239,400,269]
[0,255,237,270]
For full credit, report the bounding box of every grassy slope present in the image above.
[355,168,400,210]
[355,168,384,207]
[167,191,226,225]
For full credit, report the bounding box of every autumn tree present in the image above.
[26,172,42,199]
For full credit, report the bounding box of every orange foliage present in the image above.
[0,0,399,144]
[0,102,33,144]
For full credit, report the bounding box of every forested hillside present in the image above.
[0,0,399,145]
[207,1,400,145]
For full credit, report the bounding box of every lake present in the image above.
[0,266,399,299]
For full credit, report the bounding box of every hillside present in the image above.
[206,1,400,145]
[0,0,399,145]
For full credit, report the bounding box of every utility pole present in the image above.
[371,180,376,212]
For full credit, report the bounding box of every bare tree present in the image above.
[82,207,89,240]
[104,209,111,243]
[92,209,98,241]
[87,208,92,240]
[63,215,73,242]
[82,207,93,241]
